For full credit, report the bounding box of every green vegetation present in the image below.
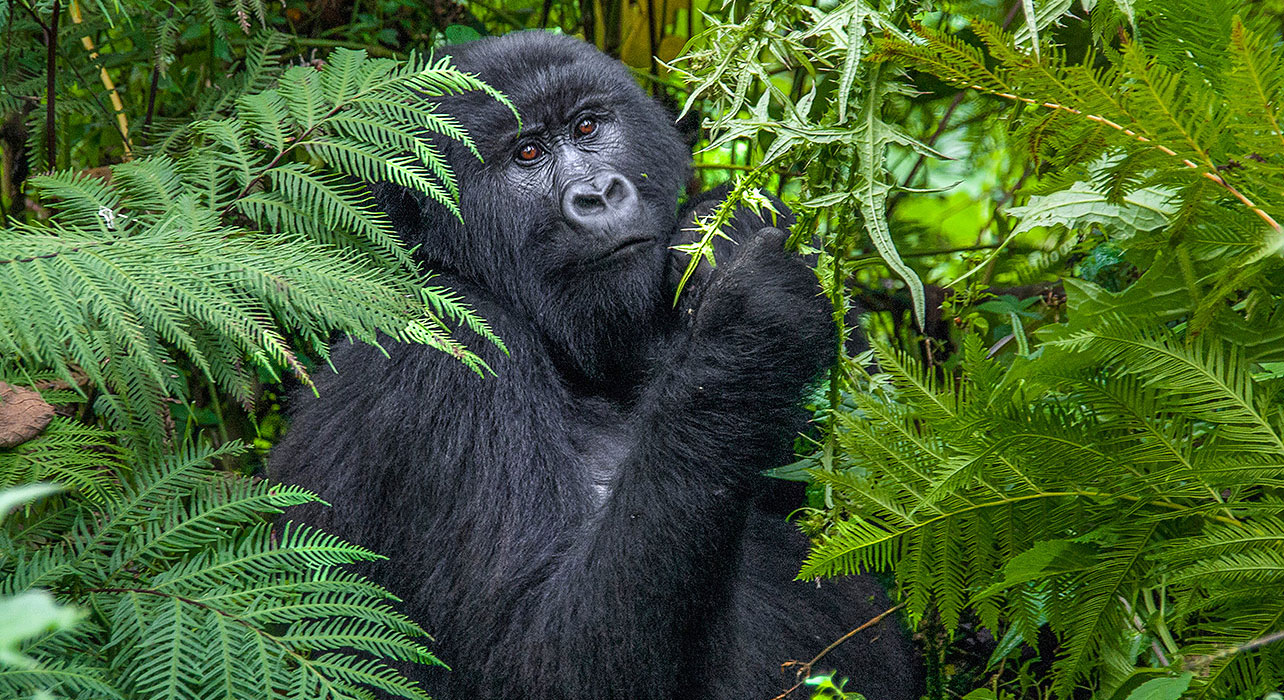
[682,1,1284,697]
[1,21,505,699]
[5,0,1284,698]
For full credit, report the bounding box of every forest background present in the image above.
[3,0,1284,699]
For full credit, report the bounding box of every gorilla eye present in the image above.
[575,117,597,137]
[516,143,542,162]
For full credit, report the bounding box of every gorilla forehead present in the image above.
[445,32,649,136]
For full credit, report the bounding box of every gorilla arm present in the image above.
[275,240,834,698]
[486,230,836,697]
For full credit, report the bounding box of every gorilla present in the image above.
[272,31,919,700]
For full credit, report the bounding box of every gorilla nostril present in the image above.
[603,178,624,203]
[573,193,606,215]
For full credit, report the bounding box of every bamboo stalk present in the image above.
[68,0,132,160]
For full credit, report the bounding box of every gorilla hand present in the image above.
[691,226,836,382]
[646,226,837,486]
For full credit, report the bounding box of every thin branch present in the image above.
[1118,594,1170,666]
[143,6,175,140]
[1185,629,1284,671]
[889,90,964,207]
[14,0,49,33]
[889,1,1022,210]
[0,239,121,264]
[217,115,332,217]
[772,602,908,700]
[43,0,60,170]
[981,89,1282,234]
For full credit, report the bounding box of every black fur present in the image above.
[272,31,920,700]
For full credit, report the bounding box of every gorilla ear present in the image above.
[372,182,423,234]
[371,181,461,267]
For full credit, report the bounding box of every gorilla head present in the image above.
[381,32,690,384]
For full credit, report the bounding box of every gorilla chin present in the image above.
[272,30,923,700]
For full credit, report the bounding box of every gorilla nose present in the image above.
[562,173,639,231]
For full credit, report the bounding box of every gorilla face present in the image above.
[389,32,691,383]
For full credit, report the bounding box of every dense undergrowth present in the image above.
[4,0,1284,698]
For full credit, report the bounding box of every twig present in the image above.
[890,90,964,206]
[981,89,1282,235]
[889,1,1022,210]
[218,118,328,217]
[1185,629,1284,671]
[142,6,176,140]
[1119,595,1170,667]
[14,0,49,33]
[44,0,60,170]
[0,239,119,264]
[771,602,908,700]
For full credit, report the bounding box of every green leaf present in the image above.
[444,24,481,44]
[1124,673,1194,700]
[0,591,82,668]
[0,483,63,522]
[976,539,1099,599]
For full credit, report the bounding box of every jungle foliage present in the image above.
[676,1,1284,698]
[0,17,508,700]
[5,0,1284,699]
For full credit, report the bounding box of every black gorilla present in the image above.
[272,31,919,700]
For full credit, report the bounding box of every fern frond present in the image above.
[277,65,327,132]
[0,660,123,699]
[1227,16,1284,153]
[259,163,411,267]
[1051,523,1159,697]
[300,140,459,219]
[1051,323,1284,451]
[421,284,507,354]
[28,171,125,235]
[0,418,124,503]
[4,442,439,699]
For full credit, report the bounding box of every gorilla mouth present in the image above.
[604,235,655,258]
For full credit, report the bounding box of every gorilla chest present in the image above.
[566,398,630,503]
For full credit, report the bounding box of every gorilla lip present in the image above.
[604,235,654,258]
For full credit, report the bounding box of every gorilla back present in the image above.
[272,31,920,700]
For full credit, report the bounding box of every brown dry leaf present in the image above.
[0,382,56,448]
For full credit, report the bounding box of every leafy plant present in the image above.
[775,0,1284,697]
[1,44,506,454]
[1,40,507,700]
[1,444,441,699]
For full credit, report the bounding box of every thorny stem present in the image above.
[982,89,1282,235]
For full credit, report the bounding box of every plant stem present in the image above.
[43,0,59,170]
